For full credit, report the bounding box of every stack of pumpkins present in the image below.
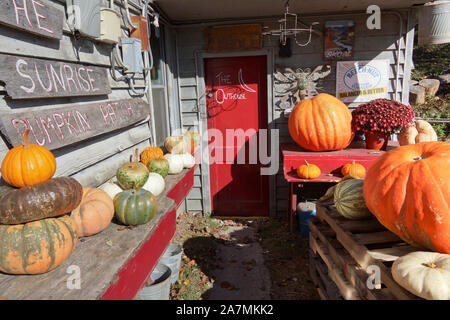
[290,94,450,299]
[0,130,116,275]
[99,130,200,226]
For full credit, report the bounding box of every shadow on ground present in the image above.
[176,216,319,300]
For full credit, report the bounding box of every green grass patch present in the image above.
[412,43,450,81]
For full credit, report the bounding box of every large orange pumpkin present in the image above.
[0,215,78,274]
[1,129,56,188]
[71,188,114,237]
[363,141,450,254]
[288,93,354,151]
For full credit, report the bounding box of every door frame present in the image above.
[195,48,276,216]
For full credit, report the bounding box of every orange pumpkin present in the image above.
[288,93,354,151]
[341,161,366,178]
[297,160,321,179]
[1,129,56,188]
[363,141,450,254]
[140,147,164,166]
[0,215,78,274]
[70,188,114,237]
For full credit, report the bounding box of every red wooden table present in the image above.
[281,141,398,232]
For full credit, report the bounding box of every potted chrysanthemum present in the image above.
[351,99,415,150]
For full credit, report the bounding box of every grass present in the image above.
[410,42,449,140]
[412,95,450,141]
[411,43,450,81]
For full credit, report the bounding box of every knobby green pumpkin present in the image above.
[334,179,372,220]
[0,177,83,225]
[114,189,158,226]
[0,215,78,275]
[147,158,170,178]
[116,149,149,190]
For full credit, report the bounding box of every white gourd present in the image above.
[142,172,165,196]
[99,180,123,200]
[392,251,450,300]
[164,154,184,174]
[180,153,195,169]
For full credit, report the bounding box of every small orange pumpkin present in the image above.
[1,129,56,188]
[297,160,321,179]
[341,160,366,178]
[140,147,164,166]
[70,188,114,237]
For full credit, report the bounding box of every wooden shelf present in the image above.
[0,166,197,300]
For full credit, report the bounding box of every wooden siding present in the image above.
[173,9,415,217]
[0,0,153,188]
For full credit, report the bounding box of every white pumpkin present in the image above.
[180,153,195,169]
[164,154,184,174]
[392,251,450,300]
[99,180,123,200]
[142,172,165,196]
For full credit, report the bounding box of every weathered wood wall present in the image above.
[172,9,416,216]
[0,0,154,188]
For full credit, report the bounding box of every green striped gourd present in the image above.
[334,179,372,220]
[147,158,170,178]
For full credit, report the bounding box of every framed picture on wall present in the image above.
[324,20,355,60]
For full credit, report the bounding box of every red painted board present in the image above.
[166,165,196,208]
[281,141,399,181]
[99,209,177,300]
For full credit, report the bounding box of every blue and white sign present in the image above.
[336,60,389,103]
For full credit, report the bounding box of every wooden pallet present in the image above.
[310,203,422,300]
[309,250,343,300]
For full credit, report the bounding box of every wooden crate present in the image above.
[310,203,423,300]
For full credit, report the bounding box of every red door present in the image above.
[205,56,269,217]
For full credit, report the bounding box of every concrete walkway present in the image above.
[206,221,271,300]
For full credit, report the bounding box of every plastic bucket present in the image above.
[297,201,316,237]
[137,264,172,300]
[159,242,183,284]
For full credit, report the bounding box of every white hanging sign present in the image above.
[336,60,389,103]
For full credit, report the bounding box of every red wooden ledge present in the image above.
[99,208,177,300]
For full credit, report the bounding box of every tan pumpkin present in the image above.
[164,136,187,154]
[392,251,450,300]
[399,120,438,146]
[70,188,114,237]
